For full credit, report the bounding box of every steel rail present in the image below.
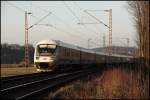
[1,71,50,82]
[18,70,93,100]
[1,69,93,99]
[1,71,61,90]
[1,68,85,89]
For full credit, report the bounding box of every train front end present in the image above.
[34,40,57,72]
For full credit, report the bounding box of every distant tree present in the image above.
[1,43,34,65]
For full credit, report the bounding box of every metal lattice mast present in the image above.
[25,11,29,67]
[24,11,51,67]
[108,9,112,55]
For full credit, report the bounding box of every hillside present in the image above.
[92,46,137,56]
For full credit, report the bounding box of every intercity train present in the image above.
[34,40,134,71]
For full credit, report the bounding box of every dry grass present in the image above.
[1,66,38,77]
[48,67,149,99]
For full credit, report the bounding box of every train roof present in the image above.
[35,40,57,46]
[35,40,133,58]
[35,40,82,51]
[56,40,96,53]
[55,40,80,50]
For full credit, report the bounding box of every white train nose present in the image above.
[37,56,54,63]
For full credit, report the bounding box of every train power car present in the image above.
[34,39,134,71]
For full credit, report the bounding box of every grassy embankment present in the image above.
[1,65,37,77]
[48,67,149,99]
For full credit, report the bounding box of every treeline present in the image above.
[1,43,34,64]
[127,1,149,68]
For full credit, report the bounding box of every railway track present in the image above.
[1,68,97,99]
[1,70,61,90]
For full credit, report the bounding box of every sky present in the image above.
[1,1,136,48]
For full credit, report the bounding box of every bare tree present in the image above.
[126,1,149,68]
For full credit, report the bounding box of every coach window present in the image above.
[73,50,74,57]
[76,51,77,57]
[72,49,73,57]
[72,50,74,57]
[63,48,65,56]
[70,49,72,56]
[74,51,76,57]
[69,49,70,56]
[65,48,67,56]
[72,50,73,57]
[62,48,64,56]
[75,51,77,57]
[71,50,73,57]
[73,50,75,57]
[68,49,69,56]
[66,48,67,56]
[75,51,78,57]
[67,49,69,56]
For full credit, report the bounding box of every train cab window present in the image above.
[37,44,57,56]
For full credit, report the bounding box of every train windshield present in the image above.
[37,44,56,56]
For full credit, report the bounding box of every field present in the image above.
[48,67,149,99]
[1,66,38,77]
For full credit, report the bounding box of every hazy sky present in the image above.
[1,1,136,48]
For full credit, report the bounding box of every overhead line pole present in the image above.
[79,9,112,55]
[25,12,51,68]
[108,9,112,55]
[25,11,31,67]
